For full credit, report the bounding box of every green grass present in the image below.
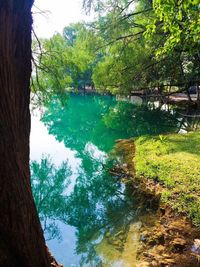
[134,131,200,227]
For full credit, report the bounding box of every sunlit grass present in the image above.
[134,131,200,227]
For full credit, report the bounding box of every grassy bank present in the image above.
[134,131,200,227]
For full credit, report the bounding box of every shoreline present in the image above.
[113,138,200,266]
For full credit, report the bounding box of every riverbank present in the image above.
[114,131,200,266]
[134,131,200,227]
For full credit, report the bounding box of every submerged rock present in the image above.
[192,239,200,253]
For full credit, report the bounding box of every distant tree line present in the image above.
[33,0,200,101]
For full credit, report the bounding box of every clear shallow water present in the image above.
[30,94,197,267]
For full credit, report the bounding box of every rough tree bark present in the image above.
[0,1,51,266]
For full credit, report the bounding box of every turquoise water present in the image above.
[30,94,191,266]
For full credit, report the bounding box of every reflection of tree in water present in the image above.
[64,149,136,265]
[31,156,71,241]
[35,95,200,264]
[103,101,179,137]
[41,94,181,155]
[42,94,116,153]
[62,144,156,266]
[31,150,139,264]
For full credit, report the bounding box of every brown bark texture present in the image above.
[0,1,51,266]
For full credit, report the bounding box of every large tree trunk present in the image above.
[0,1,51,266]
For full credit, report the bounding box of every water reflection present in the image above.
[30,94,200,266]
[41,94,180,154]
[31,156,71,241]
[31,151,148,266]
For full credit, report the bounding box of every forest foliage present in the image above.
[32,0,200,98]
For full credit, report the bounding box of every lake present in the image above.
[30,94,196,267]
